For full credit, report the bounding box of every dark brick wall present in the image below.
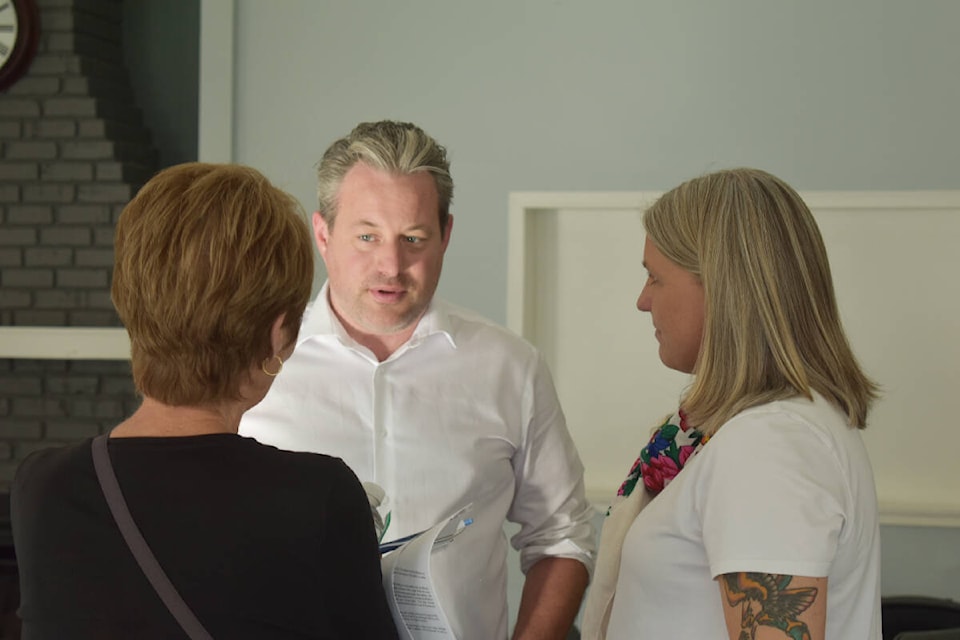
[0,0,155,490]
[0,359,137,487]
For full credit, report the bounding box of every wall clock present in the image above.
[0,0,40,92]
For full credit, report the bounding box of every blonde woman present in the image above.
[583,168,881,640]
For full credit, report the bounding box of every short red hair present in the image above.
[112,163,313,405]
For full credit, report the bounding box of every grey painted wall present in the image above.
[201,0,960,622]
[229,0,960,315]
[123,0,199,168]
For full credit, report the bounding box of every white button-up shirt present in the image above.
[240,284,596,639]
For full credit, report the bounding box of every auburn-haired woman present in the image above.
[12,163,398,639]
[584,168,881,640]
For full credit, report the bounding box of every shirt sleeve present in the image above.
[319,459,400,640]
[698,408,848,579]
[507,351,597,576]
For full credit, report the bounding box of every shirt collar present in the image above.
[300,281,457,352]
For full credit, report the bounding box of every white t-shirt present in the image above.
[240,284,596,640]
[606,394,881,640]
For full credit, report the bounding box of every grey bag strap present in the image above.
[92,434,214,640]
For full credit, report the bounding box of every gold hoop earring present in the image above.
[261,355,283,377]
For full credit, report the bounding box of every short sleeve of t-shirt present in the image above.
[697,405,849,579]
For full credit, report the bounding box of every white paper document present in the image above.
[380,505,473,640]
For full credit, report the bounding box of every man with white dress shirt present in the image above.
[240,120,595,640]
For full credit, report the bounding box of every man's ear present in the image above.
[441,214,454,252]
[312,212,330,258]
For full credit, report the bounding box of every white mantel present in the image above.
[0,327,130,360]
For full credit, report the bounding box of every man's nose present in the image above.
[376,240,403,276]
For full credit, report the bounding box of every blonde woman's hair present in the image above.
[315,120,453,232]
[644,168,878,434]
[112,162,314,406]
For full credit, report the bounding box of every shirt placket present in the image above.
[371,362,395,513]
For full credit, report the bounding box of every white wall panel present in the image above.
[508,191,960,527]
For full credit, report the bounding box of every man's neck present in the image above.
[323,289,425,362]
[342,319,417,363]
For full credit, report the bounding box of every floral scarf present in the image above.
[613,409,710,507]
[585,410,712,638]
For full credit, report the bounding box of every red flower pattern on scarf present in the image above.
[614,410,710,502]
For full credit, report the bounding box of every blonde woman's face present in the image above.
[636,237,705,374]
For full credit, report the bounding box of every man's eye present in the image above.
[359,234,374,242]
[405,236,424,244]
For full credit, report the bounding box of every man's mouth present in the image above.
[370,287,406,303]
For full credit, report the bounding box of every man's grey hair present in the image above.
[316,120,453,232]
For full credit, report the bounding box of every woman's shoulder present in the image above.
[231,439,368,514]
[712,393,850,452]
[14,439,93,484]
[728,393,844,426]
[239,437,353,475]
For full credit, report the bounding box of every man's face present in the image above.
[314,162,452,344]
